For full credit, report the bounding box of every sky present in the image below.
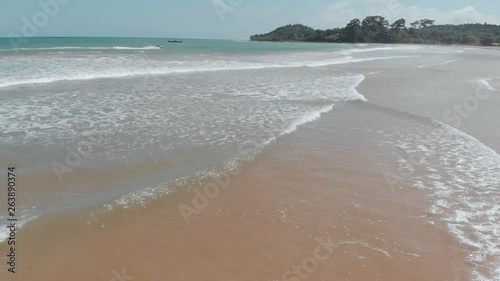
[1,0,499,39]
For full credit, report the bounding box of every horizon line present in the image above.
[0,36,244,40]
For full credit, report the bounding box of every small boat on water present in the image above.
[168,40,182,43]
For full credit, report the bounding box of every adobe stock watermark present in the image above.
[178,140,260,224]
[370,0,405,24]
[384,152,423,192]
[383,77,499,192]
[51,133,104,183]
[8,0,71,51]
[141,73,164,92]
[280,234,337,281]
[443,78,499,128]
[212,0,244,21]
[110,267,135,281]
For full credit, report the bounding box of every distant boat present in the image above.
[168,40,182,43]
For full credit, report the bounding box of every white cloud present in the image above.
[402,5,498,25]
[439,6,497,24]
[301,1,499,28]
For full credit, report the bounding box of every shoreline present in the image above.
[248,39,500,50]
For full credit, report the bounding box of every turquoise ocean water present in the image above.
[0,37,358,55]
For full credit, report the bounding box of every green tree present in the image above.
[460,35,478,45]
[343,18,362,42]
[362,16,389,31]
[361,16,390,43]
[410,21,421,29]
[249,17,500,46]
[391,18,406,30]
[480,36,494,46]
[420,19,435,28]
[390,18,406,42]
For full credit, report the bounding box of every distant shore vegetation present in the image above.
[250,17,500,46]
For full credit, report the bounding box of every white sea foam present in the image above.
[0,52,414,89]
[383,118,500,281]
[5,70,368,233]
[0,65,367,173]
[0,209,40,244]
[478,78,499,92]
[111,46,160,50]
[281,104,335,135]
[306,55,416,68]
[0,46,160,52]
[418,58,462,68]
[340,47,394,55]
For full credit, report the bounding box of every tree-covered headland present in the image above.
[250,17,500,46]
